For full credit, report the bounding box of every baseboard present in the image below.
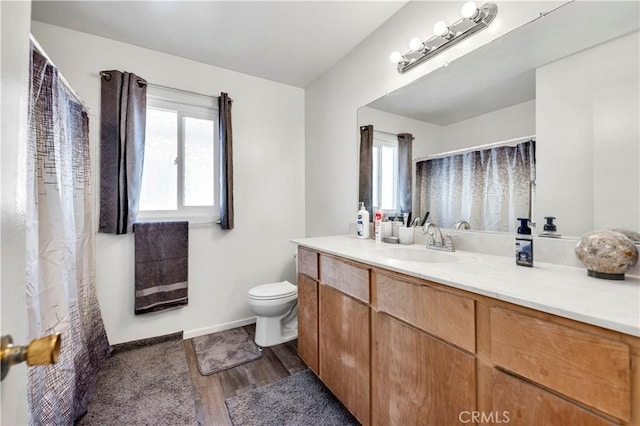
[183,316,257,340]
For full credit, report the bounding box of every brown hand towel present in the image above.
[134,221,188,315]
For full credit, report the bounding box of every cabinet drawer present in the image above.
[376,273,475,353]
[491,307,630,421]
[298,247,318,280]
[319,255,369,303]
[491,369,614,426]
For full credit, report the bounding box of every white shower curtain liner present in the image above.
[27,44,110,424]
[417,141,535,233]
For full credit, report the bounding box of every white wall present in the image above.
[360,100,535,159]
[31,22,305,344]
[305,1,564,237]
[1,1,31,423]
[357,106,441,160]
[440,100,535,152]
[536,32,639,237]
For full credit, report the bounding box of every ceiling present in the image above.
[366,1,640,126]
[31,1,407,88]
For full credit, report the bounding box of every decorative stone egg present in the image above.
[575,230,638,280]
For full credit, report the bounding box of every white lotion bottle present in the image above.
[356,202,370,239]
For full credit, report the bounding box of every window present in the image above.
[372,132,399,213]
[138,86,219,221]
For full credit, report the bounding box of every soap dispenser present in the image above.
[539,216,561,238]
[515,217,533,267]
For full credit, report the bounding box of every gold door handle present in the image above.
[1,334,61,381]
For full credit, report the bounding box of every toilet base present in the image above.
[254,315,298,347]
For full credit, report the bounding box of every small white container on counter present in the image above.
[392,221,402,237]
[399,227,415,245]
[381,222,392,238]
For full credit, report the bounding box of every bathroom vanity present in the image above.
[294,236,640,426]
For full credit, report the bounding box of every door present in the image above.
[319,284,370,425]
[297,274,319,373]
[1,1,32,423]
[373,312,476,426]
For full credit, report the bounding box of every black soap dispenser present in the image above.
[539,216,561,238]
[515,218,533,267]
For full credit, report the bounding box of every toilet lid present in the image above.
[249,281,297,300]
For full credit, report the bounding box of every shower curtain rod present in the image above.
[415,134,536,162]
[30,35,89,112]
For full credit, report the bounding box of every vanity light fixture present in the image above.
[390,2,498,73]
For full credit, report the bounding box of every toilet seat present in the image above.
[248,281,297,300]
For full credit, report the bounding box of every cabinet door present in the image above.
[319,284,370,425]
[373,312,476,426]
[491,307,630,421]
[491,369,614,426]
[297,274,319,373]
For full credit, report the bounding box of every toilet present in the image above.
[248,280,298,347]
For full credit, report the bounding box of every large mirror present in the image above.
[358,1,639,237]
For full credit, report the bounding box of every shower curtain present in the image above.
[26,46,110,424]
[416,141,535,232]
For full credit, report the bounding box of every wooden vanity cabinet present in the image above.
[372,311,476,426]
[319,284,370,425]
[297,274,319,373]
[317,254,371,425]
[295,246,639,426]
[372,271,477,425]
[297,248,319,373]
[491,369,615,426]
[490,306,632,423]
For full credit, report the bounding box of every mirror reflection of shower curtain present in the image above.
[27,46,110,424]
[416,141,535,233]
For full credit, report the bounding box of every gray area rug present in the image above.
[192,327,262,375]
[77,332,198,426]
[225,369,359,426]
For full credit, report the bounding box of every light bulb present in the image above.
[433,21,450,37]
[390,51,404,64]
[461,1,479,19]
[409,37,423,52]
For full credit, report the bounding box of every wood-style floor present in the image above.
[183,324,308,425]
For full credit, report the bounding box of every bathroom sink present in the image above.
[376,247,461,263]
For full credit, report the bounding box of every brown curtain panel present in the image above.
[358,125,373,220]
[219,92,234,230]
[98,70,147,234]
[397,133,413,214]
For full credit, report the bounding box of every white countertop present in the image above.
[292,235,640,337]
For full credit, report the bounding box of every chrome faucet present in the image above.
[422,222,457,252]
[453,220,471,230]
[422,222,444,246]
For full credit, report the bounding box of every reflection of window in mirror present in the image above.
[372,131,399,214]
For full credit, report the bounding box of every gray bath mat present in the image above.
[78,333,198,425]
[225,369,359,426]
[192,327,262,375]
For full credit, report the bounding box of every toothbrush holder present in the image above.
[398,227,415,245]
